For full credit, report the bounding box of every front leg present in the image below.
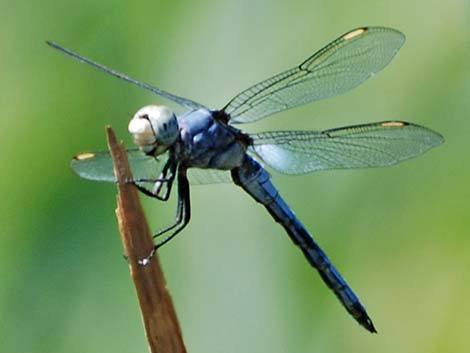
[132,158,177,201]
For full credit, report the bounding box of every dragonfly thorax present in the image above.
[128,105,179,155]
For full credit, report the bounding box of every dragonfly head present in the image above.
[128,105,179,155]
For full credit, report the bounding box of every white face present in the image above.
[128,105,179,154]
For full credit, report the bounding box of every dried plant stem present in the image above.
[106,126,186,353]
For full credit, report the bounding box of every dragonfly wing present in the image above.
[71,149,231,185]
[251,121,444,174]
[222,27,405,124]
[71,148,168,182]
[47,41,206,111]
[187,168,232,184]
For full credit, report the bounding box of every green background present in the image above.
[1,1,468,352]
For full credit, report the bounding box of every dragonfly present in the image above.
[48,27,443,333]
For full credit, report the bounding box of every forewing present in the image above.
[47,41,206,111]
[251,121,444,174]
[223,27,405,123]
[71,148,168,182]
[71,149,232,185]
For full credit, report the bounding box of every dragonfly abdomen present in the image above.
[231,155,376,333]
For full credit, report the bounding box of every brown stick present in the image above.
[106,126,187,353]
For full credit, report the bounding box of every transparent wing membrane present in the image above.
[251,121,444,174]
[187,168,232,184]
[71,149,231,185]
[223,27,405,123]
[46,41,206,110]
[71,149,168,182]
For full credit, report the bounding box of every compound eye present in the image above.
[148,105,179,146]
[128,105,179,154]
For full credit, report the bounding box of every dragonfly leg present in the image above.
[138,170,191,266]
[133,180,173,201]
[132,159,177,201]
[151,184,185,239]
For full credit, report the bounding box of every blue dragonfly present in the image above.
[48,27,443,333]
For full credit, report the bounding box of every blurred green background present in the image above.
[1,0,468,352]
